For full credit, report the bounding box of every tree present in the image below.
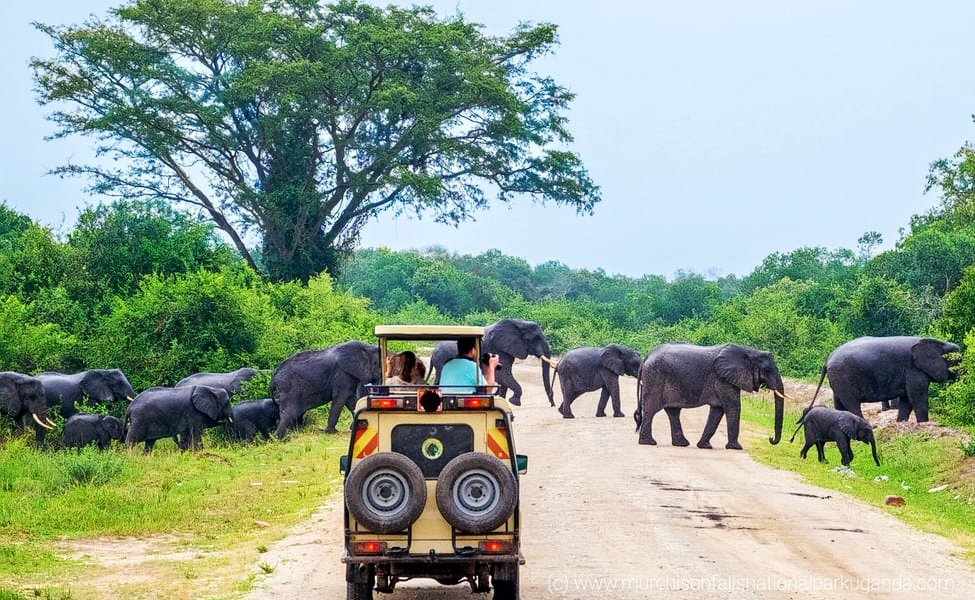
[33,0,600,282]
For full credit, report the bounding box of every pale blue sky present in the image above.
[3,1,974,278]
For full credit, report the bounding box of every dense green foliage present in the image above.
[32,0,599,282]
[3,180,975,429]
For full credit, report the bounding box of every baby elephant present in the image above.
[63,413,125,450]
[791,405,880,467]
[226,398,279,442]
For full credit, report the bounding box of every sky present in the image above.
[3,1,975,279]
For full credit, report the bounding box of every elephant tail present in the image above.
[800,364,828,423]
[789,404,817,443]
[549,360,560,408]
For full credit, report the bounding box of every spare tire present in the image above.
[345,453,427,533]
[436,452,517,534]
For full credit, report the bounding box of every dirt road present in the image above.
[246,360,975,599]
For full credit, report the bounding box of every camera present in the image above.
[481,352,501,370]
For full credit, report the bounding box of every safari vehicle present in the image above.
[340,325,526,599]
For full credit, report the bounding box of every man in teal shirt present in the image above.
[439,337,499,393]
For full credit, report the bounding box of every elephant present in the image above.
[554,344,642,418]
[35,369,136,421]
[226,398,280,442]
[125,385,233,453]
[635,343,786,449]
[0,371,56,444]
[63,413,125,450]
[175,367,261,397]
[811,336,961,423]
[431,319,555,406]
[790,405,880,467]
[271,340,381,437]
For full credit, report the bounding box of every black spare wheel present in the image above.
[345,453,426,533]
[436,452,517,534]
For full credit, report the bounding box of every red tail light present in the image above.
[353,541,387,554]
[479,540,512,554]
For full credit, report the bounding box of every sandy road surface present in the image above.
[247,360,975,599]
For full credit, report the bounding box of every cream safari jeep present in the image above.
[340,325,526,599]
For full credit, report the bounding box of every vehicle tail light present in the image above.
[478,540,512,554]
[457,397,493,409]
[353,541,387,554]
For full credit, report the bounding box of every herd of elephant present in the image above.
[1,317,961,467]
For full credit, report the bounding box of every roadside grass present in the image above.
[740,392,975,562]
[0,414,349,599]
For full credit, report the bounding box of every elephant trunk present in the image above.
[542,356,554,406]
[769,390,784,445]
[870,437,880,466]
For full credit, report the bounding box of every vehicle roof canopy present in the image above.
[374,325,484,341]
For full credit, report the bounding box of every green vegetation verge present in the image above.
[0,417,348,600]
[741,394,975,563]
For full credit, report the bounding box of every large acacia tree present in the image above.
[33,0,599,281]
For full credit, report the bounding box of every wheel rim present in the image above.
[452,468,501,518]
[361,468,410,517]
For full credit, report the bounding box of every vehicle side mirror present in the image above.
[516,454,528,474]
[339,455,350,474]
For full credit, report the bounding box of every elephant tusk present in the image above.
[46,417,58,428]
[773,390,796,402]
[126,396,134,402]
[32,413,55,430]
[541,356,559,367]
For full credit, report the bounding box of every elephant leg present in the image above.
[560,390,582,418]
[836,436,854,466]
[275,409,299,438]
[664,407,689,446]
[325,399,346,434]
[143,439,156,454]
[697,406,724,449]
[723,400,743,450]
[881,399,891,411]
[896,396,914,422]
[637,400,660,445]
[800,441,813,459]
[504,375,523,407]
[595,388,611,417]
[816,441,827,463]
[598,377,624,417]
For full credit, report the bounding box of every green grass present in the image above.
[0,410,350,598]
[740,393,975,558]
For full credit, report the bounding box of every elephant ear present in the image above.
[912,339,950,381]
[714,344,759,392]
[486,320,536,359]
[837,414,864,440]
[601,346,625,376]
[342,342,380,384]
[191,387,224,421]
[102,416,124,439]
[0,378,21,416]
[81,371,113,402]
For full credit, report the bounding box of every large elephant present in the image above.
[1,371,56,444]
[63,413,125,450]
[36,369,136,420]
[431,319,555,406]
[635,343,786,449]
[175,367,260,397]
[790,405,879,467]
[554,344,642,418]
[811,336,961,423]
[271,341,381,437]
[226,398,279,442]
[125,385,233,453]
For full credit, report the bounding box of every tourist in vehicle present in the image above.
[385,351,422,386]
[439,337,499,393]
